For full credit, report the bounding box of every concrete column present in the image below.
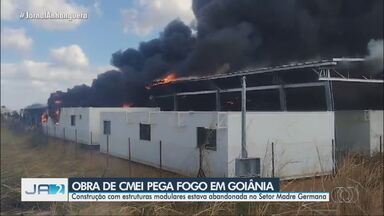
[325,81,334,111]
[215,90,221,111]
[173,94,178,111]
[279,85,287,111]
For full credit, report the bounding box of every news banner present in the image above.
[21,178,329,202]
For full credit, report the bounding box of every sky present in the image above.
[1,0,195,110]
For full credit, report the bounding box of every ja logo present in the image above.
[25,184,65,195]
[22,178,68,201]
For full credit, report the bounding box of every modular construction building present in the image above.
[43,58,383,179]
[44,107,160,147]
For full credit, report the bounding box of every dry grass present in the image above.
[1,120,383,215]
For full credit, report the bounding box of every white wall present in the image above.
[44,107,160,145]
[41,107,382,179]
[100,111,229,177]
[101,110,335,179]
[369,111,383,155]
[335,111,370,156]
[42,108,89,143]
[51,107,92,144]
[334,110,383,156]
[227,112,335,179]
[89,107,159,145]
[43,118,56,136]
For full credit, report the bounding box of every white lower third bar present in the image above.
[68,192,329,202]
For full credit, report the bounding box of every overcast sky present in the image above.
[1,0,194,110]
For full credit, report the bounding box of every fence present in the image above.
[43,124,100,146]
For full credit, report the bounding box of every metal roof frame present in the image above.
[155,82,327,98]
[160,61,337,84]
[153,58,372,85]
[151,58,384,88]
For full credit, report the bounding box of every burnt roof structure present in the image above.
[149,58,383,112]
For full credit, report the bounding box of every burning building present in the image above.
[42,0,383,178]
[42,57,384,178]
[42,57,383,177]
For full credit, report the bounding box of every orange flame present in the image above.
[122,103,134,108]
[41,112,48,124]
[151,72,177,87]
[161,73,177,84]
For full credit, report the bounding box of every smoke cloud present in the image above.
[365,39,383,76]
[48,0,383,115]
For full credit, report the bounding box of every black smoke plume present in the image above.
[48,0,383,117]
